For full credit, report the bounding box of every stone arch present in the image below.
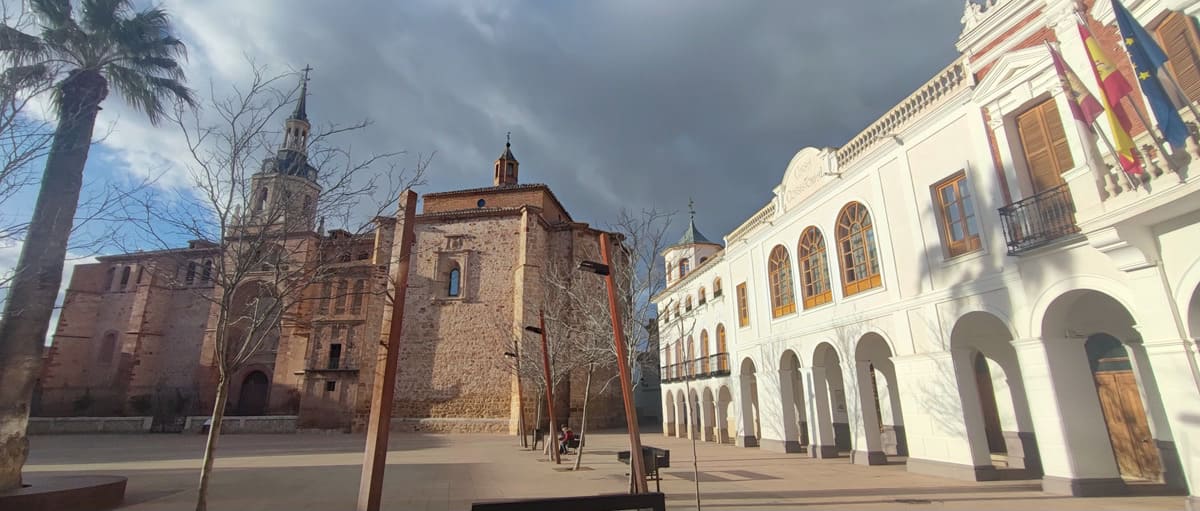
[702,387,717,442]
[717,385,735,444]
[235,369,270,416]
[1176,257,1200,339]
[738,357,760,447]
[777,349,807,452]
[688,387,702,441]
[676,390,689,439]
[851,332,903,464]
[1029,276,1138,341]
[810,342,849,457]
[1036,288,1173,485]
[664,389,676,437]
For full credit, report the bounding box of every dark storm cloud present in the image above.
[170,0,965,240]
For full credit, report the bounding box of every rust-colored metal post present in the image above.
[515,339,528,448]
[600,232,648,493]
[539,310,561,464]
[357,189,418,511]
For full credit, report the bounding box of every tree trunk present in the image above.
[196,375,230,511]
[0,70,107,492]
[572,364,593,471]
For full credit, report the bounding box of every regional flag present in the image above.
[1046,41,1104,125]
[1113,0,1189,148]
[1079,21,1144,174]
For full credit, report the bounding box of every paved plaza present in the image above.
[24,431,1186,510]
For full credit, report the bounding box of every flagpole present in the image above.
[1120,94,1173,175]
[1090,118,1139,192]
[1160,70,1200,162]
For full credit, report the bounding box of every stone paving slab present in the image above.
[23,430,1185,510]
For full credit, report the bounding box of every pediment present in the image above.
[973,45,1052,105]
[775,147,833,213]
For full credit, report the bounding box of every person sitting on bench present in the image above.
[558,425,575,455]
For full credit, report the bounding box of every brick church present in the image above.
[35,79,624,433]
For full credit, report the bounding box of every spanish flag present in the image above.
[1078,21,1144,175]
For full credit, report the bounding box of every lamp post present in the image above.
[579,232,648,493]
[504,341,528,449]
[525,310,560,464]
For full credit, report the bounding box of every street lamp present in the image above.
[525,314,560,464]
[579,232,648,494]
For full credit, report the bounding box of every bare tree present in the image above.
[126,63,427,511]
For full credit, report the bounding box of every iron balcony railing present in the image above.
[998,184,1079,256]
[660,354,731,383]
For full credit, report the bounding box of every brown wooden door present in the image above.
[1094,370,1162,481]
[1157,12,1200,103]
[1016,98,1075,193]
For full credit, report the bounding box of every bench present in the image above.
[617,446,670,492]
[471,492,665,511]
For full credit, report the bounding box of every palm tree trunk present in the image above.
[572,364,594,471]
[196,374,229,511]
[0,70,107,492]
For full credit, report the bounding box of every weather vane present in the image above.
[688,197,695,221]
[301,64,313,83]
[506,131,511,146]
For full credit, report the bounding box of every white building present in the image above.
[655,0,1200,506]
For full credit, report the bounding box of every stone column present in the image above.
[758,369,802,453]
[807,367,838,458]
[735,373,759,447]
[1013,337,1124,496]
[849,361,887,465]
[1139,338,1200,506]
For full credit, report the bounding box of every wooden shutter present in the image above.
[1158,12,1200,103]
[1017,99,1074,193]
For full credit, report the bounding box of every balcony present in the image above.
[998,184,1079,255]
[660,353,731,383]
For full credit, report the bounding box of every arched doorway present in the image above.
[236,371,269,416]
[778,350,807,452]
[688,388,702,440]
[664,390,676,437]
[853,333,904,465]
[950,310,1040,475]
[811,343,848,458]
[1039,289,1172,486]
[717,385,734,444]
[676,392,688,439]
[702,388,717,442]
[738,358,760,447]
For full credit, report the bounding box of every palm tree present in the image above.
[0,0,194,491]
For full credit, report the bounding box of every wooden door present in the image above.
[1157,12,1200,103]
[1094,370,1162,481]
[1016,98,1075,193]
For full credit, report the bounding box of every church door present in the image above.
[237,371,270,416]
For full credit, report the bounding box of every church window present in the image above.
[98,332,117,365]
[799,227,833,309]
[736,283,749,327]
[836,202,882,296]
[202,260,213,281]
[713,277,722,297]
[105,267,116,291]
[303,195,312,216]
[679,258,689,278]
[767,245,796,317]
[335,279,348,314]
[448,266,461,297]
[505,162,514,178]
[120,266,131,290]
[255,188,268,212]
[319,281,331,313]
[325,381,336,392]
[351,279,365,314]
[477,199,486,208]
[186,262,197,284]
[328,343,342,370]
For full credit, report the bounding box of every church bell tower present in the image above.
[493,133,519,187]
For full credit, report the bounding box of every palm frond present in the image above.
[105,63,194,125]
[121,55,185,81]
[0,63,54,91]
[0,24,47,65]
[113,8,186,61]
[29,0,74,31]
[80,0,129,36]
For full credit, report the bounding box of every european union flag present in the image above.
[1113,0,1189,147]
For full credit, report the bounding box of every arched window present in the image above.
[186,262,197,284]
[675,341,683,376]
[679,258,690,278]
[448,266,461,297]
[685,296,693,312]
[716,324,728,371]
[698,287,707,305]
[700,329,710,373]
[798,227,833,308]
[98,332,117,365]
[767,245,796,317]
[202,259,213,281]
[836,202,882,296]
[674,303,680,317]
[685,335,695,376]
[351,279,366,313]
[713,277,722,297]
[120,266,131,290]
[105,267,116,291]
[255,187,268,212]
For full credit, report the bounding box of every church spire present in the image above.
[281,66,312,155]
[493,132,519,186]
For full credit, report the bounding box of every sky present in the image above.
[0,0,968,336]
